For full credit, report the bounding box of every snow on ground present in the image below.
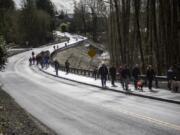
[42,66,180,101]
[33,31,180,102]
[30,31,87,56]
[2,31,180,135]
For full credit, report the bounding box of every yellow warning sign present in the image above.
[88,49,96,58]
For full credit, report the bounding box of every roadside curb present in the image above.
[38,67,180,105]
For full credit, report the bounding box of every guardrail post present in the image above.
[88,71,90,77]
[84,70,86,76]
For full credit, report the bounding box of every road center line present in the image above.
[110,106,180,131]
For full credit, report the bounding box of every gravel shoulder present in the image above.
[0,87,56,135]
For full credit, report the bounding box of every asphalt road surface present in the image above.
[1,50,180,135]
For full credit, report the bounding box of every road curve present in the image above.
[1,44,180,135]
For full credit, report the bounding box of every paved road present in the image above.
[1,51,180,135]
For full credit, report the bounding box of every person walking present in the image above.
[109,64,117,86]
[132,64,140,90]
[29,57,32,66]
[53,45,56,50]
[44,55,49,69]
[32,51,35,57]
[54,60,60,76]
[93,67,98,80]
[176,65,180,82]
[65,43,67,47]
[121,65,131,91]
[98,64,108,88]
[167,66,175,90]
[65,60,70,74]
[118,66,124,89]
[36,55,39,66]
[171,65,180,92]
[146,65,155,91]
[32,56,36,65]
[39,55,44,69]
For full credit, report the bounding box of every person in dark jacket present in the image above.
[29,57,32,66]
[93,67,98,80]
[39,55,43,69]
[32,51,35,57]
[32,56,36,65]
[98,64,108,88]
[175,65,180,81]
[118,66,124,88]
[36,55,40,66]
[65,60,70,74]
[132,64,140,90]
[146,65,155,90]
[54,60,60,76]
[171,65,180,92]
[109,64,116,86]
[167,66,175,90]
[121,65,131,91]
[44,55,49,68]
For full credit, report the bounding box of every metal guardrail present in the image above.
[49,35,168,89]
[57,65,167,88]
[139,75,167,81]
[50,39,88,58]
[59,66,94,77]
[139,75,167,88]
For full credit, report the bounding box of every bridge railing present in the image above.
[59,66,94,77]
[57,65,167,88]
[49,35,168,89]
[51,39,88,58]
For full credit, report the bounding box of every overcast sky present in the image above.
[13,0,79,13]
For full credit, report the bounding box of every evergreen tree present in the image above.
[0,0,14,9]
[0,36,7,70]
[36,0,55,16]
[36,0,56,30]
[0,0,15,42]
[18,0,53,47]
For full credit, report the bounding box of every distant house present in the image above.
[54,13,74,27]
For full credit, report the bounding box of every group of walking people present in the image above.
[53,45,59,50]
[95,63,157,91]
[29,51,50,69]
[29,50,180,92]
[53,59,70,76]
[96,63,180,92]
[29,50,70,77]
